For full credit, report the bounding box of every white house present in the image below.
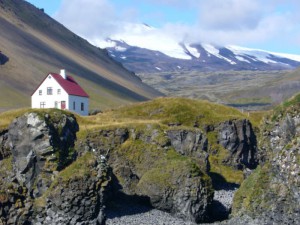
[31,69,89,116]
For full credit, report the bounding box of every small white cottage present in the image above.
[31,69,89,116]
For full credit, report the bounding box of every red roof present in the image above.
[50,73,89,97]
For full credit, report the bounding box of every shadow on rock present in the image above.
[106,192,153,219]
[207,172,240,223]
[208,200,231,222]
[209,172,239,190]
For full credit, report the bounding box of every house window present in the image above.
[47,87,53,95]
[40,102,46,108]
[81,102,84,111]
[57,89,61,95]
[55,101,59,108]
[39,90,42,95]
[73,101,76,110]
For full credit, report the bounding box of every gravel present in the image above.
[107,206,197,225]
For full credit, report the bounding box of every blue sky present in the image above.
[26,0,300,55]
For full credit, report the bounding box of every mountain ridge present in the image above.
[0,0,162,112]
[95,23,300,73]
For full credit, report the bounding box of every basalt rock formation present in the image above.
[6,111,78,197]
[231,97,300,225]
[0,100,263,224]
[81,119,259,223]
[217,119,258,170]
[0,129,9,160]
[82,125,214,223]
[0,111,111,225]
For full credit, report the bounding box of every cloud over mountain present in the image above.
[54,0,300,53]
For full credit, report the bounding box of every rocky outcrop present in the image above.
[136,166,213,223]
[83,125,214,223]
[33,153,111,225]
[217,119,258,169]
[6,111,78,197]
[232,103,300,224]
[0,129,10,160]
[0,111,113,225]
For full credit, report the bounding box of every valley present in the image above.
[138,69,300,110]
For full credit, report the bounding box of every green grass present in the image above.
[229,97,272,105]
[56,151,95,181]
[107,97,246,128]
[0,97,262,186]
[232,164,271,215]
[272,92,300,121]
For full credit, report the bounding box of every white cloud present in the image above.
[54,0,126,39]
[196,0,263,30]
[54,0,300,52]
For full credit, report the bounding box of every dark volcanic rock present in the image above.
[0,111,113,225]
[84,125,214,223]
[0,129,10,160]
[6,111,78,197]
[167,129,209,171]
[232,103,300,224]
[217,119,258,169]
[137,168,213,223]
[34,154,111,225]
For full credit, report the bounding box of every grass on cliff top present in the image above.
[272,92,300,121]
[0,97,265,134]
[111,97,246,126]
[76,97,253,138]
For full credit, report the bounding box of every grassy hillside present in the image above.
[0,0,161,112]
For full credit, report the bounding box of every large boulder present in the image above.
[83,125,214,223]
[6,111,78,197]
[33,152,111,225]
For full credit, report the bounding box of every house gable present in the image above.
[31,71,89,116]
[32,73,89,98]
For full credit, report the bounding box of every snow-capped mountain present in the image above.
[93,24,300,73]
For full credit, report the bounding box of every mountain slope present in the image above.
[0,0,162,112]
[96,24,300,73]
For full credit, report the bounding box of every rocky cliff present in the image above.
[79,117,258,223]
[80,126,214,223]
[0,110,111,225]
[0,98,263,224]
[231,95,300,224]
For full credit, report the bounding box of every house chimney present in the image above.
[60,69,66,79]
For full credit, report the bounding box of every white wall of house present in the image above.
[31,74,89,116]
[31,74,69,109]
[68,95,89,116]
